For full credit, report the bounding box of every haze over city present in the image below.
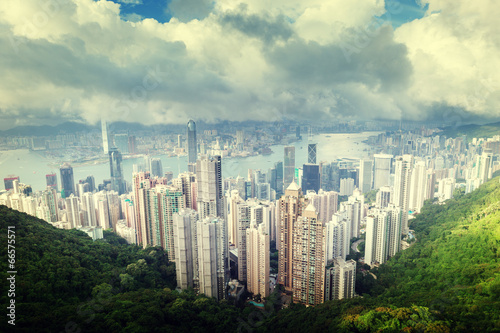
[0,1,499,332]
[0,0,499,130]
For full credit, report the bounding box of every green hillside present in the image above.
[439,121,500,140]
[1,177,499,332]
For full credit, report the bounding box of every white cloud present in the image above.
[0,0,497,130]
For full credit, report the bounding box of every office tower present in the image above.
[373,154,393,189]
[292,204,325,305]
[164,171,174,184]
[173,209,199,290]
[46,173,58,191]
[364,205,401,266]
[150,158,163,178]
[101,119,111,154]
[60,163,75,198]
[295,167,303,188]
[246,222,270,297]
[196,155,223,219]
[255,182,271,201]
[109,147,125,195]
[278,182,307,291]
[284,146,295,187]
[307,189,338,223]
[81,192,97,227]
[324,257,356,301]
[187,120,198,172]
[197,216,228,300]
[302,164,320,194]
[376,186,392,208]
[393,155,413,235]
[114,134,129,154]
[359,159,373,193]
[77,183,89,198]
[409,161,427,213]
[172,172,197,210]
[3,176,19,191]
[65,195,81,228]
[340,178,355,196]
[325,211,349,262]
[308,144,317,164]
[128,135,136,154]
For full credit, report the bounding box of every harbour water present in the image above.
[0,132,377,192]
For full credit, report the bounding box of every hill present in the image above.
[439,121,500,140]
[1,177,499,332]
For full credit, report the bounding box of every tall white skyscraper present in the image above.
[409,161,427,213]
[325,211,349,263]
[196,155,223,219]
[246,222,270,297]
[173,209,199,290]
[197,216,229,300]
[393,155,413,235]
[364,204,401,266]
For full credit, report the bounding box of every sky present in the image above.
[0,0,498,130]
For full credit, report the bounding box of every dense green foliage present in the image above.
[1,177,499,332]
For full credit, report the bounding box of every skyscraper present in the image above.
[324,257,356,301]
[173,209,199,290]
[308,143,317,164]
[4,176,19,191]
[187,120,197,172]
[109,147,125,195]
[278,182,307,291]
[46,173,58,191]
[150,158,163,177]
[373,154,393,189]
[101,119,111,154]
[197,216,228,300]
[302,164,320,193]
[60,163,75,198]
[292,204,325,305]
[284,146,295,187]
[393,155,413,235]
[359,159,373,193]
[196,155,223,219]
[246,222,270,297]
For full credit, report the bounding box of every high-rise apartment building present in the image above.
[393,155,413,235]
[292,204,325,306]
[173,209,199,290]
[284,146,295,187]
[197,216,228,300]
[196,155,223,219]
[324,257,356,301]
[246,222,270,297]
[60,163,75,198]
[306,189,338,223]
[278,182,307,291]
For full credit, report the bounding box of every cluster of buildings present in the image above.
[2,120,500,307]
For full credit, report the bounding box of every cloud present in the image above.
[0,0,497,130]
[118,0,143,4]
